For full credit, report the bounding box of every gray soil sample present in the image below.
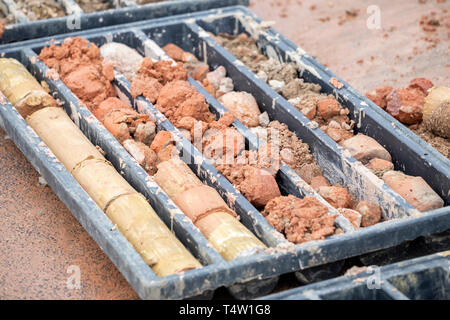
[75,0,113,13]
[15,0,66,21]
[217,33,355,144]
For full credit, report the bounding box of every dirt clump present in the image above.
[382,170,444,212]
[262,195,337,244]
[95,97,155,145]
[366,78,450,159]
[156,80,214,124]
[100,42,144,81]
[131,57,188,103]
[365,85,393,109]
[355,201,382,227]
[218,91,261,127]
[162,43,235,98]
[39,37,116,110]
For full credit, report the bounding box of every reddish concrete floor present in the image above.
[0,0,449,299]
[250,0,449,92]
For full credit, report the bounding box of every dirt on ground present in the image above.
[15,0,66,21]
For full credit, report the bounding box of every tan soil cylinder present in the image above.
[28,109,201,276]
[0,58,58,118]
[196,211,265,260]
[3,61,202,276]
[106,193,202,276]
[154,158,203,199]
[71,158,136,211]
[154,159,266,260]
[27,107,105,173]
[173,185,237,223]
[423,87,450,139]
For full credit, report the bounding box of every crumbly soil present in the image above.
[217,33,356,144]
[410,123,450,159]
[262,195,337,244]
[366,79,450,160]
[15,0,66,21]
[39,37,165,176]
[75,0,113,13]
[164,38,382,229]
[39,37,116,110]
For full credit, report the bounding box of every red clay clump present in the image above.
[38,37,116,110]
[365,85,393,109]
[156,80,214,124]
[263,195,337,244]
[130,57,188,103]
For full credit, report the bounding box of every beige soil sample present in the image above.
[162,43,235,98]
[217,33,355,144]
[100,42,144,81]
[366,79,450,159]
[75,0,112,13]
[15,0,66,21]
[262,195,337,244]
[218,91,261,127]
[39,37,116,110]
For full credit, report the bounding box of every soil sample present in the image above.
[163,43,384,229]
[0,58,58,118]
[155,158,266,260]
[39,37,117,110]
[366,79,450,159]
[262,195,337,244]
[75,0,113,13]
[38,37,265,261]
[0,58,202,277]
[15,0,66,21]
[216,33,444,213]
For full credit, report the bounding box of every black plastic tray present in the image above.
[0,6,449,299]
[0,0,249,44]
[261,251,450,300]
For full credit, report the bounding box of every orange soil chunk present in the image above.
[38,37,116,110]
[263,195,337,244]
